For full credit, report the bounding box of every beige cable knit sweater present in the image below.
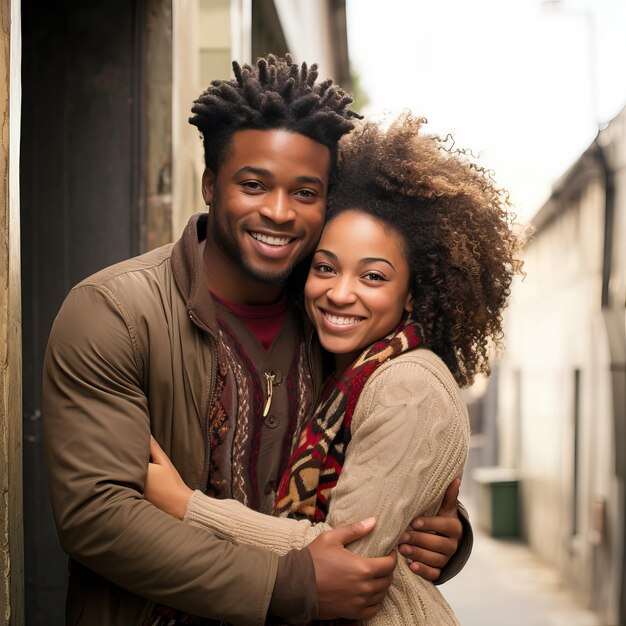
[185,349,469,625]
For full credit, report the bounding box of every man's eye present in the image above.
[296,189,316,198]
[242,181,263,191]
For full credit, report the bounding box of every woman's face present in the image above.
[304,210,412,368]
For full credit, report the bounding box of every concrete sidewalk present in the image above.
[440,529,606,625]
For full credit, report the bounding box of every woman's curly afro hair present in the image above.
[327,113,524,387]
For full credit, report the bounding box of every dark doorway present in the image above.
[21,1,147,621]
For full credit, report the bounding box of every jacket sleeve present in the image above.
[184,356,469,567]
[42,284,278,625]
[436,501,473,584]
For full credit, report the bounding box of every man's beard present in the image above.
[212,208,298,286]
[234,250,294,285]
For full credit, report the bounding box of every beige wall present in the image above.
[601,110,626,310]
[0,0,24,623]
[497,113,625,623]
[172,0,243,240]
[198,0,236,86]
[144,1,174,251]
[272,0,341,80]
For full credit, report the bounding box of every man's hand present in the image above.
[308,518,397,620]
[397,478,463,581]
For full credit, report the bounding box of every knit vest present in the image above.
[149,303,315,625]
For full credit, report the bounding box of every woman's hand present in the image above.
[144,436,193,520]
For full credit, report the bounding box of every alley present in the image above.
[442,527,605,626]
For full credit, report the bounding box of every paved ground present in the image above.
[440,528,606,626]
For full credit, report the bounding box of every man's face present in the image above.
[203,129,331,292]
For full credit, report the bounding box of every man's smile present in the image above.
[249,231,295,246]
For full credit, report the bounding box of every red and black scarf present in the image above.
[273,321,421,625]
[274,320,421,521]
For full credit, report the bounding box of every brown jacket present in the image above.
[43,213,317,625]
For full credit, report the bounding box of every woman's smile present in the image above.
[320,309,366,329]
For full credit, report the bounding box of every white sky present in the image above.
[346,0,626,220]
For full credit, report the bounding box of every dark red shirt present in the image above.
[210,292,287,350]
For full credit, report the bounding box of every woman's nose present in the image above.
[326,278,357,304]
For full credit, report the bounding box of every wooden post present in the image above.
[0,0,24,623]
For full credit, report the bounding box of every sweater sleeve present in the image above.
[320,356,469,558]
[184,490,328,551]
[185,353,469,560]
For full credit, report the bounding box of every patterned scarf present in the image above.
[274,320,421,521]
[272,321,421,626]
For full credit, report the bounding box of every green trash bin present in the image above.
[472,467,520,537]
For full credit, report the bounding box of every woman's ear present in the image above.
[404,294,414,314]
[202,168,215,206]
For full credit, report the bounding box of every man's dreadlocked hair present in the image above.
[189,53,361,173]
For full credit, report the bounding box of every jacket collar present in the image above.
[171,213,323,356]
[171,212,326,390]
[171,212,218,336]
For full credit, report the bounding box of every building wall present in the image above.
[172,0,235,240]
[497,108,626,624]
[19,3,174,620]
[601,108,626,625]
[601,109,626,310]
[0,0,24,623]
[144,2,174,251]
[272,0,350,86]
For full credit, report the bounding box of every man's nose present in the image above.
[259,190,296,224]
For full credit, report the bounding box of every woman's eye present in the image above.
[363,272,385,282]
[315,263,335,274]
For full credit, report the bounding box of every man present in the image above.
[43,55,471,625]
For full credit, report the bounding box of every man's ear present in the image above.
[202,168,215,206]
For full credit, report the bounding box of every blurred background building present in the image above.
[493,104,626,625]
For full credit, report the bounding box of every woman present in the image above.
[145,113,521,624]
